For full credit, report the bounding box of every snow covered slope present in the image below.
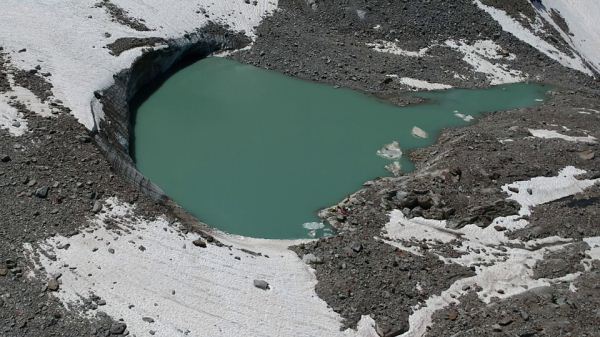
[0,0,277,130]
[474,0,600,76]
[28,198,379,337]
[540,0,600,74]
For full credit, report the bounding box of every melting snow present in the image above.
[27,198,378,337]
[366,40,429,57]
[384,166,600,336]
[397,77,452,91]
[445,39,525,84]
[528,129,597,143]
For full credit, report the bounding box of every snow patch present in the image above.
[384,166,600,336]
[366,40,429,57]
[0,99,27,136]
[445,39,525,84]
[397,77,452,91]
[27,197,377,337]
[528,129,597,143]
[582,237,600,270]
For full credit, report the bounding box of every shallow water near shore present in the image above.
[133,57,547,239]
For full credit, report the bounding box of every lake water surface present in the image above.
[133,57,547,239]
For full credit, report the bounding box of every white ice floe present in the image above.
[411,126,429,139]
[27,198,378,337]
[384,166,600,337]
[473,0,594,76]
[528,128,597,143]
[0,0,278,130]
[377,141,403,159]
[454,112,474,122]
[366,40,429,57]
[302,221,325,237]
[385,161,402,177]
[445,39,525,85]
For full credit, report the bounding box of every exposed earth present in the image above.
[1,0,599,337]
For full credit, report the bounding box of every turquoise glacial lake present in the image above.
[133,57,547,239]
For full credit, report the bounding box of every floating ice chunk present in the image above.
[528,129,597,143]
[377,141,402,159]
[385,161,402,176]
[411,126,429,139]
[303,222,325,230]
[454,112,474,122]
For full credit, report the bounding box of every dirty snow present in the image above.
[384,166,600,336]
[0,99,27,136]
[366,40,429,57]
[0,0,278,130]
[445,39,525,84]
[528,128,597,143]
[28,198,378,337]
[582,237,600,269]
[473,0,593,76]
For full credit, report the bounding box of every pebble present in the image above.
[92,200,103,213]
[253,279,270,290]
[0,267,8,276]
[192,239,206,248]
[351,242,363,253]
[35,186,49,198]
[302,253,323,264]
[499,317,513,326]
[0,155,10,162]
[142,317,155,323]
[447,308,459,321]
[109,322,127,335]
[47,278,60,291]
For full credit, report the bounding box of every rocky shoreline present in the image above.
[1,0,599,336]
